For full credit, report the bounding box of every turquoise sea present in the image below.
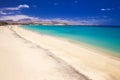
[21,25,120,54]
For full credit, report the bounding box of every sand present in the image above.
[0,25,120,80]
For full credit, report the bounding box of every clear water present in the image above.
[21,25,120,54]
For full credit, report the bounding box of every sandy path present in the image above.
[0,26,89,80]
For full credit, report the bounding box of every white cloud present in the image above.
[0,11,17,15]
[100,8,113,11]
[0,15,39,21]
[0,11,7,15]
[1,4,29,10]
[18,4,29,9]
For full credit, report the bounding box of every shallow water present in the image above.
[22,25,120,54]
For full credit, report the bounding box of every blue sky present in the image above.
[0,0,120,25]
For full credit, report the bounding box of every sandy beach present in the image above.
[0,25,120,80]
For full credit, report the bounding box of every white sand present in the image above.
[0,26,88,80]
[0,25,120,80]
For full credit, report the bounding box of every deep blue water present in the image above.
[21,25,120,54]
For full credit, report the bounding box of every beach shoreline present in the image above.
[0,25,90,80]
[0,25,120,80]
[21,25,120,60]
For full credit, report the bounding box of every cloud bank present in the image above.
[0,11,7,15]
[0,14,109,25]
[0,15,39,21]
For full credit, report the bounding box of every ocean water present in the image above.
[21,25,120,54]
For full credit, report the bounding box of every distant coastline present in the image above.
[22,23,120,27]
[0,20,120,27]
